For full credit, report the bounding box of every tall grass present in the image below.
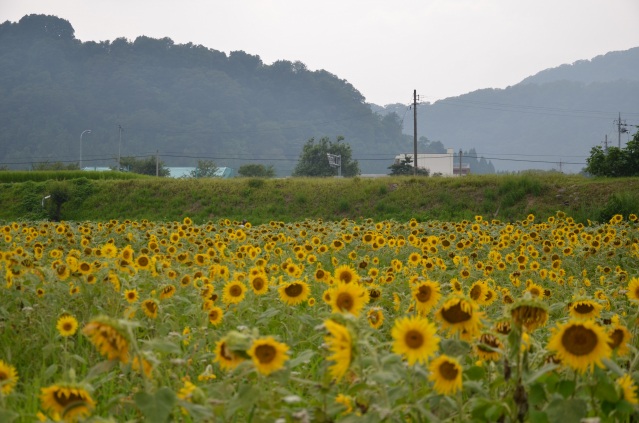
[0,173,637,224]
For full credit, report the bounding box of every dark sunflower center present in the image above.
[252,278,265,290]
[562,325,598,356]
[145,302,157,313]
[229,285,243,297]
[63,323,73,331]
[404,329,424,349]
[370,289,381,299]
[608,328,624,349]
[138,257,149,267]
[416,286,432,302]
[339,271,353,283]
[209,310,219,320]
[439,361,459,380]
[574,303,594,314]
[441,302,471,323]
[369,312,380,324]
[469,285,483,300]
[255,344,276,364]
[53,390,84,408]
[336,293,354,311]
[0,370,7,380]
[284,283,303,297]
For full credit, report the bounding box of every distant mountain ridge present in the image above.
[376,46,639,173]
[520,47,639,85]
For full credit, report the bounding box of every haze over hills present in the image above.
[1,14,637,176]
[376,48,639,173]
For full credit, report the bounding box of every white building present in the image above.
[394,148,469,176]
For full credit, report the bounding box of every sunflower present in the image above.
[428,355,463,395]
[626,277,639,302]
[247,337,289,376]
[157,284,175,301]
[222,281,247,305]
[249,273,269,295]
[124,289,139,303]
[141,299,159,319]
[608,316,632,356]
[329,282,369,317]
[468,281,488,304]
[367,307,385,329]
[617,374,639,405]
[547,319,612,373]
[40,383,95,422]
[412,279,441,315]
[333,265,360,284]
[56,315,79,337]
[323,319,353,381]
[391,315,440,365]
[0,360,18,395]
[208,306,224,326]
[213,337,245,371]
[568,299,603,320]
[82,316,130,363]
[475,333,502,362]
[509,297,548,331]
[435,295,483,338]
[278,280,311,306]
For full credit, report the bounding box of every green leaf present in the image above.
[603,358,626,377]
[545,398,587,423]
[528,409,549,423]
[556,379,576,398]
[0,410,18,423]
[465,365,486,381]
[595,378,619,402]
[134,387,176,423]
[528,383,547,406]
[440,338,471,356]
[525,363,559,384]
[142,339,181,354]
[43,364,58,379]
[288,349,315,368]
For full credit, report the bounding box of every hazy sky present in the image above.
[3,0,639,106]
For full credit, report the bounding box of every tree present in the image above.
[237,164,276,178]
[585,130,639,177]
[189,160,218,178]
[292,136,360,177]
[116,156,170,176]
[388,155,429,176]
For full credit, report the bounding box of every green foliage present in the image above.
[237,164,276,178]
[388,156,429,176]
[0,15,409,176]
[116,156,170,177]
[598,191,639,222]
[292,136,360,177]
[31,161,79,171]
[188,160,218,178]
[586,131,639,177]
[45,181,71,221]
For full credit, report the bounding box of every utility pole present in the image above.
[156,150,159,177]
[604,135,608,151]
[459,149,462,177]
[615,113,627,148]
[118,125,123,171]
[413,90,418,176]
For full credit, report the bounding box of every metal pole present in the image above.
[118,125,123,171]
[80,129,91,170]
[413,89,417,175]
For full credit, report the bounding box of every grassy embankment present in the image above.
[0,171,638,224]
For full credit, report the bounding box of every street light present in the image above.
[80,129,91,170]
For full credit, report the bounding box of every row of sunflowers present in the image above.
[1,212,639,422]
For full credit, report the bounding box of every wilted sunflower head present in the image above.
[509,296,548,331]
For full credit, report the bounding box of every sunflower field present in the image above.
[1,212,639,422]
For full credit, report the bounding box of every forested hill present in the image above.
[377,47,639,174]
[0,14,411,176]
